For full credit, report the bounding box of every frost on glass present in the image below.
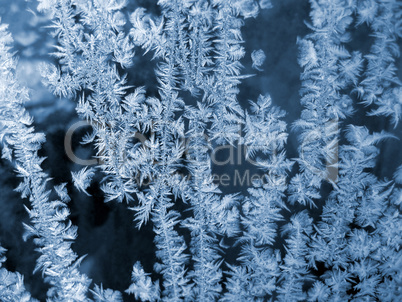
[0,0,401,301]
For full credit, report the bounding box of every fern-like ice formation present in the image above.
[356,0,402,126]
[0,245,38,302]
[0,19,91,301]
[0,0,401,301]
[289,0,362,207]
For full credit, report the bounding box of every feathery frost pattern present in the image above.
[0,19,90,301]
[0,0,401,301]
[0,246,38,302]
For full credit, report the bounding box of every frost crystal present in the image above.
[251,49,266,71]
